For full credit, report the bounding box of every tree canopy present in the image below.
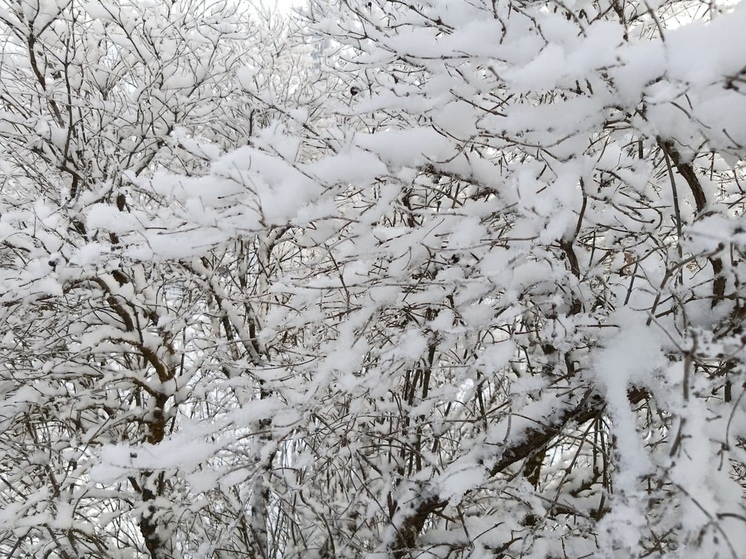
[1,0,745,558]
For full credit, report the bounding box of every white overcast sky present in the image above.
[269,0,304,13]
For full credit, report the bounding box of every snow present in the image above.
[2,0,746,557]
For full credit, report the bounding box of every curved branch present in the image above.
[391,392,606,556]
[658,140,725,306]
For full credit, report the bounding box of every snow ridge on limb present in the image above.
[387,389,604,556]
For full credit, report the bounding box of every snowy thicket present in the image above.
[1,0,746,558]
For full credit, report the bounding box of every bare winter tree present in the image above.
[0,1,324,557]
[257,1,746,557]
[2,0,746,558]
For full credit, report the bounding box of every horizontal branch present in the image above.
[392,391,610,556]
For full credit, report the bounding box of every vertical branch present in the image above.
[659,140,725,306]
